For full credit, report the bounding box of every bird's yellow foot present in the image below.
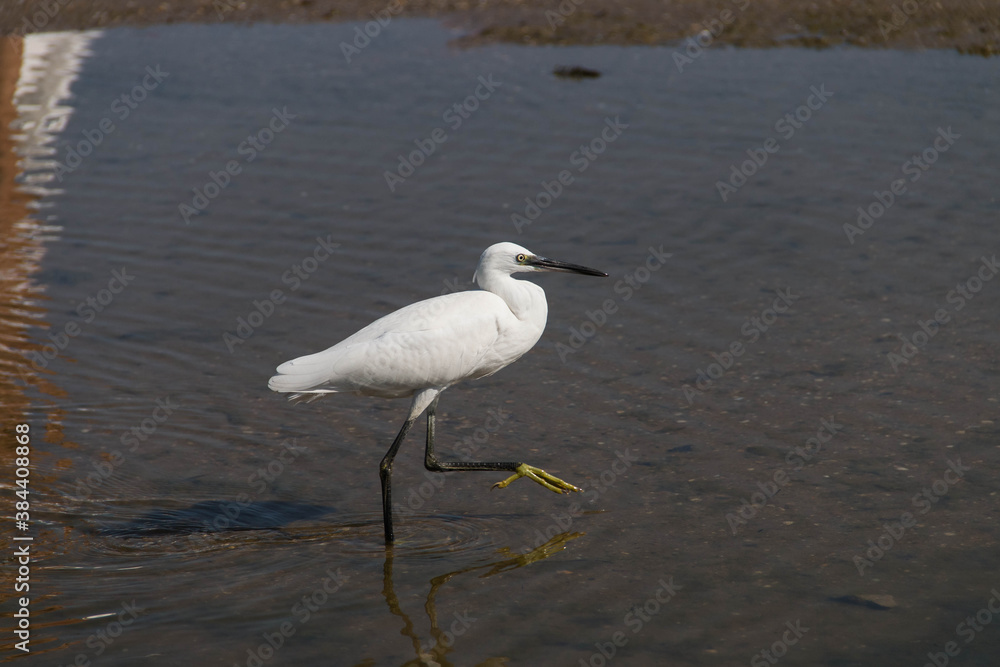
[492,464,581,494]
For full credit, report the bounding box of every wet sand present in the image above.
[1,0,998,55]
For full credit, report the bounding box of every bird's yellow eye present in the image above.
[516,254,527,263]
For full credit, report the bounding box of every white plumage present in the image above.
[268,242,565,399]
[268,289,542,399]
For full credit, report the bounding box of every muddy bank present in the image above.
[1,0,997,55]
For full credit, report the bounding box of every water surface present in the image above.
[2,20,999,666]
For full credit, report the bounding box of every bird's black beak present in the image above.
[527,255,608,277]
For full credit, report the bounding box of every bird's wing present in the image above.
[270,291,520,397]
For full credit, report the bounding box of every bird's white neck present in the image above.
[479,273,548,323]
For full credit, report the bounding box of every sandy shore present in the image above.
[1,0,997,55]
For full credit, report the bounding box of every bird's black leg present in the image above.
[423,398,580,494]
[380,416,415,543]
[424,397,516,474]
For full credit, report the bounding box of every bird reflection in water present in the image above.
[354,531,584,667]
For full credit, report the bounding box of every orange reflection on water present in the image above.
[0,30,101,660]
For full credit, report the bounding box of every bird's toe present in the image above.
[492,463,580,494]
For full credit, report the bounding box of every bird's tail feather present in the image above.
[268,360,341,395]
[270,345,363,398]
[287,390,337,404]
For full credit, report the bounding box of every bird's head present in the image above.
[474,242,607,287]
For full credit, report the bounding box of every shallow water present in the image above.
[1,19,999,666]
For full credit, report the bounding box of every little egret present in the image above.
[268,242,607,542]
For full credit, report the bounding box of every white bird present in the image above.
[268,242,607,542]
